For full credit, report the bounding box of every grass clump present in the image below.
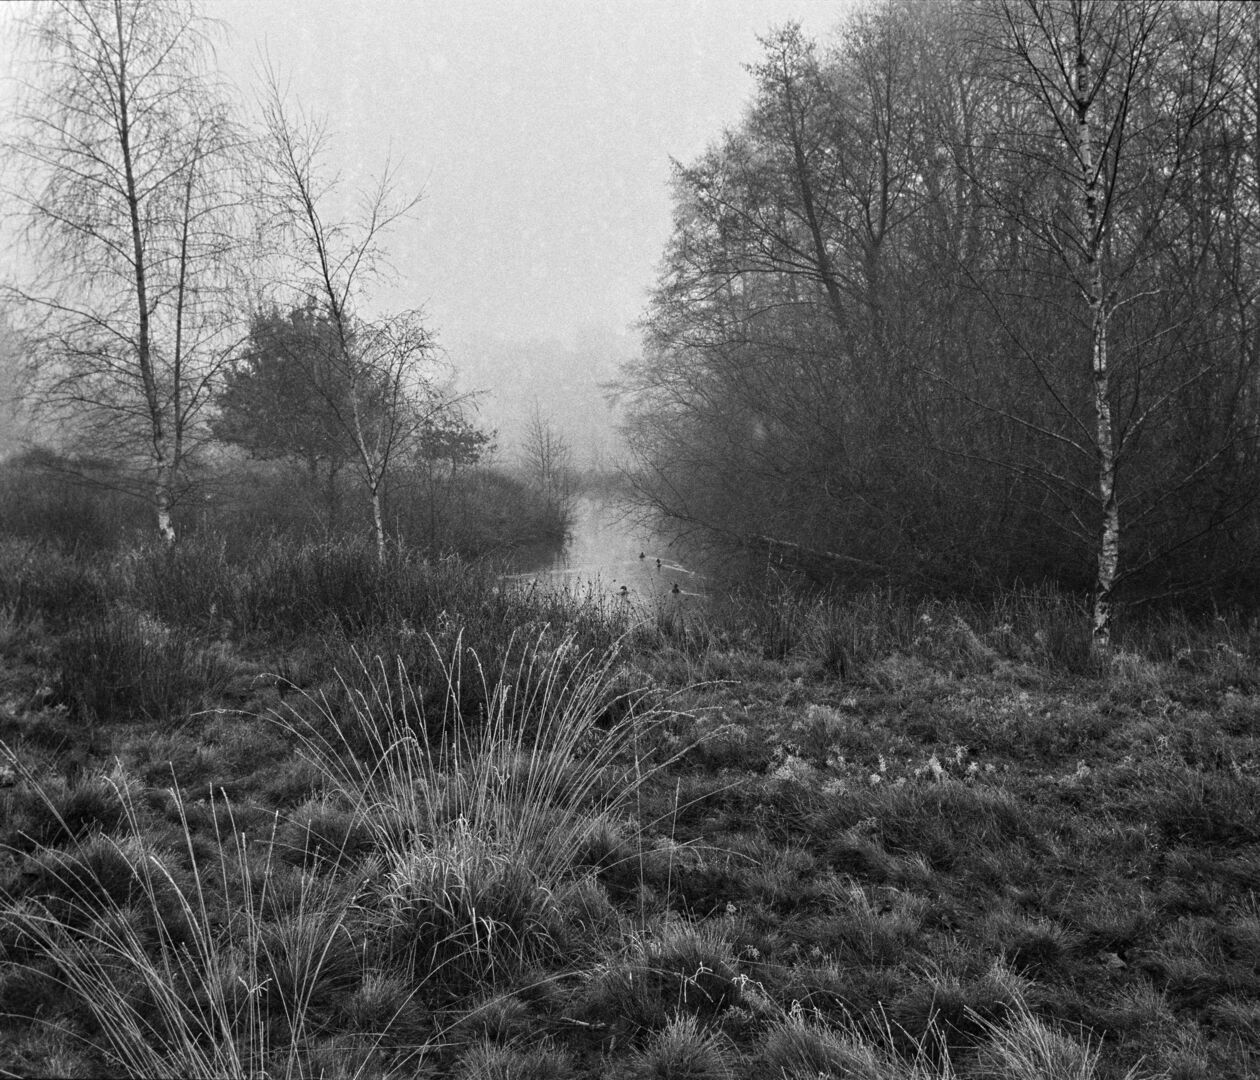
[275,628,676,1002]
[451,1037,577,1080]
[0,541,109,630]
[378,818,565,991]
[760,1006,942,1080]
[0,763,133,851]
[889,966,1025,1066]
[625,1013,737,1079]
[588,920,745,1034]
[972,996,1147,1080]
[278,627,669,885]
[0,780,386,1080]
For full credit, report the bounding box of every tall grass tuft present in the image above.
[2,623,665,1076]
[626,1013,737,1079]
[276,628,673,991]
[0,762,414,1080]
[759,1004,951,1079]
[971,995,1152,1080]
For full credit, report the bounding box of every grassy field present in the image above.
[1,534,1258,1079]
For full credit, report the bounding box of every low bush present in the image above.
[51,607,232,725]
[0,450,149,554]
[0,542,109,629]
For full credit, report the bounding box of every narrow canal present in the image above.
[504,494,705,603]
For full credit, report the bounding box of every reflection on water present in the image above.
[504,495,704,602]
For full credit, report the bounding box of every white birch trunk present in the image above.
[1091,305,1119,650]
[371,486,386,565]
[154,464,176,545]
[113,0,176,545]
[347,357,389,565]
[1075,21,1118,651]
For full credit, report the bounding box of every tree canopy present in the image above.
[2,0,243,540]
[622,0,1260,627]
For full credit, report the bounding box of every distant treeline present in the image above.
[621,1,1260,625]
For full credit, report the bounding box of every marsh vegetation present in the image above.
[2,470,1258,1079]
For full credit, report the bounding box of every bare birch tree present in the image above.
[2,0,242,542]
[257,77,442,563]
[992,0,1241,647]
[522,399,575,532]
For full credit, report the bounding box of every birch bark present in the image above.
[113,0,175,542]
[1071,20,1119,650]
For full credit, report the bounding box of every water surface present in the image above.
[505,495,704,603]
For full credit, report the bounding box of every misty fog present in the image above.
[448,326,636,469]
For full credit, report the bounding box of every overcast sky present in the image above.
[216,0,856,456]
[4,0,855,459]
